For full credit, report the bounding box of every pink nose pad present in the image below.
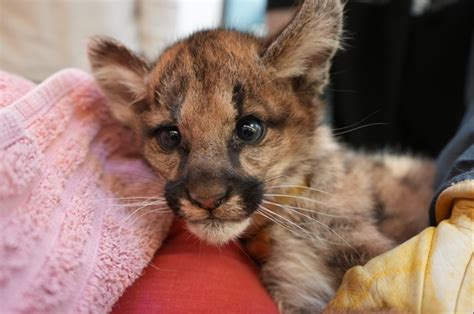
[187,191,228,211]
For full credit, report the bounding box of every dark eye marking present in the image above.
[155,74,188,122]
[232,82,245,117]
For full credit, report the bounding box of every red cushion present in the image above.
[112,219,279,314]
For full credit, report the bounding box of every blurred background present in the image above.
[1,0,473,156]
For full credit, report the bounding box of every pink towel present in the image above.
[0,69,173,313]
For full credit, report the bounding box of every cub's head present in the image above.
[88,0,343,245]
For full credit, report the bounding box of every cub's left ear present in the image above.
[88,36,150,128]
[262,0,344,94]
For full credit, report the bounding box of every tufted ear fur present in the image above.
[262,0,344,94]
[88,36,150,128]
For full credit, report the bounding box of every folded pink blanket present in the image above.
[0,69,173,313]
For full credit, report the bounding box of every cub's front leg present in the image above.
[251,222,394,313]
[254,226,337,314]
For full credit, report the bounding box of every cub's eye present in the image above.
[156,126,181,151]
[236,117,265,144]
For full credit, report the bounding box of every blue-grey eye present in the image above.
[236,117,265,144]
[157,126,181,151]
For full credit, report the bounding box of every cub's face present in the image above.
[144,32,317,244]
[89,0,343,244]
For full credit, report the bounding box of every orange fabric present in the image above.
[112,219,279,313]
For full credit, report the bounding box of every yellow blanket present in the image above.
[326,180,474,313]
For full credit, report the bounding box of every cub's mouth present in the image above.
[186,218,252,245]
[164,174,263,245]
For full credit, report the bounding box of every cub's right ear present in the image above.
[88,36,149,128]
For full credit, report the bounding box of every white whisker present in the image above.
[127,207,172,227]
[95,196,165,201]
[265,185,337,198]
[259,205,323,245]
[274,203,357,249]
[259,205,345,247]
[256,208,311,240]
[331,109,382,131]
[262,200,342,218]
[333,122,388,136]
[91,196,165,206]
[263,193,344,211]
[144,259,179,272]
[111,200,167,208]
[118,199,169,230]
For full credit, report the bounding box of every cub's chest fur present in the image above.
[88,0,435,312]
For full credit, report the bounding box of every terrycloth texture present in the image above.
[0,70,35,108]
[0,69,173,313]
[326,179,474,313]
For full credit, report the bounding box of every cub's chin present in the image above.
[186,218,251,246]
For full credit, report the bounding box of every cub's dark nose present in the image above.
[187,189,229,211]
